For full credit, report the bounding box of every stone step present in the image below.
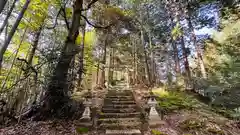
[75,122,92,128]
[98,118,141,124]
[108,89,132,91]
[105,96,134,101]
[104,100,136,105]
[99,112,141,118]
[106,129,141,135]
[99,121,142,130]
[107,91,133,96]
[107,93,132,97]
[103,104,137,109]
[102,107,137,113]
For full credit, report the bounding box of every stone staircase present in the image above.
[98,88,143,135]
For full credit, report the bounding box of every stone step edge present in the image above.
[100,122,141,127]
[99,112,141,118]
[98,117,141,122]
[106,129,141,134]
[102,108,137,111]
[100,112,141,115]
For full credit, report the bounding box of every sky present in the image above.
[195,1,221,37]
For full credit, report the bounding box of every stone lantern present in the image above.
[147,96,159,118]
[147,96,164,127]
[80,98,92,120]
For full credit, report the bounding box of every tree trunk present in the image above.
[0,0,18,34]
[96,58,100,85]
[25,25,42,108]
[100,31,108,87]
[99,0,110,87]
[0,0,7,14]
[167,1,181,81]
[149,31,156,85]
[170,16,181,77]
[141,29,151,86]
[132,37,136,84]
[196,44,207,78]
[172,40,180,75]
[133,41,136,84]
[186,6,207,78]
[75,22,86,90]
[108,47,114,86]
[27,26,42,65]
[41,0,84,118]
[180,35,191,84]
[166,46,172,86]
[0,0,31,72]
[112,47,115,80]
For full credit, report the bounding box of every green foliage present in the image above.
[76,29,97,89]
[65,7,73,19]
[105,6,134,17]
[76,30,97,46]
[76,127,89,134]
[212,107,239,119]
[19,0,58,30]
[205,9,240,85]
[151,129,168,135]
[200,5,240,112]
[154,89,197,113]
[152,87,169,97]
[1,31,32,90]
[171,23,182,40]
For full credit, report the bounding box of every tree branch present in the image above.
[46,0,98,30]
[16,58,38,76]
[46,0,70,30]
[80,14,113,29]
[61,6,70,30]
[81,0,99,11]
[46,8,62,29]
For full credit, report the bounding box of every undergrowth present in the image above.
[152,87,240,119]
[153,88,198,113]
[211,107,240,120]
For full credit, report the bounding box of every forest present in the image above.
[0,0,239,135]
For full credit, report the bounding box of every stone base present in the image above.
[149,120,167,128]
